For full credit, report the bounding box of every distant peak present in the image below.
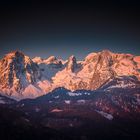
[10,50,23,55]
[101,49,113,54]
[85,52,97,62]
[69,55,75,58]
[68,55,76,61]
[32,57,43,63]
[66,55,77,72]
[33,56,43,60]
[44,56,57,64]
[47,56,57,61]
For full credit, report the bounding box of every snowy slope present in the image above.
[99,76,140,91]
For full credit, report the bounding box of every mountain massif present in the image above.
[0,50,140,140]
[0,50,140,99]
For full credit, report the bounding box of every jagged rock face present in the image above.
[88,50,116,89]
[66,55,77,72]
[0,51,41,93]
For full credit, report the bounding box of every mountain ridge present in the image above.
[0,50,140,99]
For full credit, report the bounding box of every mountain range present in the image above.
[0,50,140,139]
[0,50,140,100]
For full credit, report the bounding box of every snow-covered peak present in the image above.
[5,50,25,58]
[33,55,63,66]
[98,50,114,66]
[44,56,57,64]
[33,56,61,64]
[84,52,97,63]
[101,49,113,55]
[68,55,76,60]
[0,51,42,98]
[84,50,113,66]
[32,57,43,64]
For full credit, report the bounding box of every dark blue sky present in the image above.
[0,1,140,60]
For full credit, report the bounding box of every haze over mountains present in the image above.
[0,50,140,99]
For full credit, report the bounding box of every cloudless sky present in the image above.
[0,1,140,60]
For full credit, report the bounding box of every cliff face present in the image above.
[0,51,42,97]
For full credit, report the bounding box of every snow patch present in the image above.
[0,99,6,104]
[64,100,71,104]
[67,92,82,96]
[95,110,113,120]
[51,109,63,113]
[54,95,59,99]
[77,100,85,104]
[35,107,40,112]
[22,84,45,98]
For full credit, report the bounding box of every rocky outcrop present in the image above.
[66,55,77,72]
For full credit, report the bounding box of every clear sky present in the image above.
[0,1,140,60]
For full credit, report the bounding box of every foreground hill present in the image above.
[0,86,139,140]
